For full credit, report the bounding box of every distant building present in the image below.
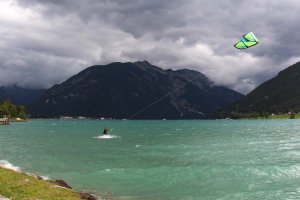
[0,116,10,125]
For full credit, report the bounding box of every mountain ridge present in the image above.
[0,88,9,102]
[28,61,243,119]
[220,61,300,116]
[0,85,45,106]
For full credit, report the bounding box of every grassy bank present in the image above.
[0,167,80,200]
[268,112,300,119]
[218,112,300,119]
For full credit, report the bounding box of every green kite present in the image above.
[234,32,258,49]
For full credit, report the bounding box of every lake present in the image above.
[1,119,300,199]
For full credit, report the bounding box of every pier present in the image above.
[0,117,10,125]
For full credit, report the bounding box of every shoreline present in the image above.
[0,160,98,200]
[21,116,300,122]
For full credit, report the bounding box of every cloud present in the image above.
[1,0,300,94]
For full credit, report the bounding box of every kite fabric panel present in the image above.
[234,32,258,49]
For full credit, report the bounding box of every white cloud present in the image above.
[0,0,300,94]
[0,0,38,22]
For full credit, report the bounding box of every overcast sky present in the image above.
[1,0,300,94]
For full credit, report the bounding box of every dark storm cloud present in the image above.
[1,0,300,93]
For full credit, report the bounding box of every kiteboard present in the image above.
[93,135,118,139]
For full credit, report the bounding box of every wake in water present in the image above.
[0,160,21,172]
[93,135,119,139]
[0,160,51,180]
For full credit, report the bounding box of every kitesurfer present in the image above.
[103,128,109,135]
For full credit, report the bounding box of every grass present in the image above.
[269,112,300,119]
[233,112,300,119]
[269,114,290,119]
[0,167,81,200]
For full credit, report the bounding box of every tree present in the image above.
[0,100,27,119]
[290,112,295,119]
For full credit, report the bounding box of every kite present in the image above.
[234,32,258,49]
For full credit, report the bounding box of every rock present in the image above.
[20,178,30,184]
[36,175,44,180]
[49,179,72,189]
[0,195,10,200]
[79,192,97,200]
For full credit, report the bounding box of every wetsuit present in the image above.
[103,128,108,135]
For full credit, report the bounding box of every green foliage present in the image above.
[217,111,300,119]
[0,100,27,119]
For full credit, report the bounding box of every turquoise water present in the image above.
[1,119,300,199]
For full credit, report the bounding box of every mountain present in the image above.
[0,88,9,102]
[28,61,243,119]
[221,62,300,115]
[0,85,45,106]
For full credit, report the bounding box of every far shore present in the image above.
[214,111,300,120]
[29,112,300,120]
